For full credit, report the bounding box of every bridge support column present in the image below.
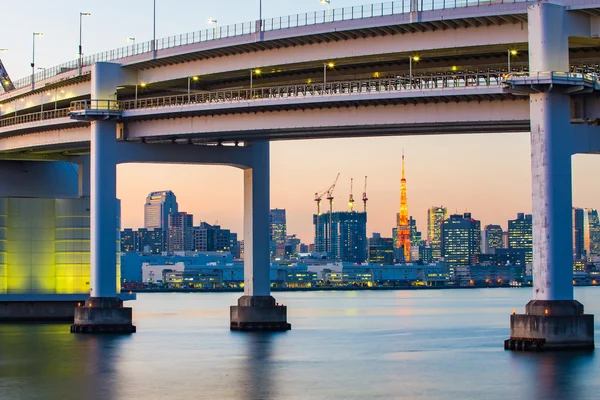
[71,119,134,334]
[506,2,593,351]
[230,141,290,331]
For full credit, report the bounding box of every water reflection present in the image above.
[511,350,595,400]
[0,325,126,400]
[235,332,278,400]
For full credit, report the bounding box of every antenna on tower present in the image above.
[362,176,368,213]
[349,178,355,212]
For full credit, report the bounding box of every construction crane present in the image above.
[314,173,340,253]
[348,178,355,212]
[0,58,15,92]
[362,176,368,213]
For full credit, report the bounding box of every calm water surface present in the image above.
[1,288,599,400]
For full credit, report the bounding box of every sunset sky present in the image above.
[4,1,600,243]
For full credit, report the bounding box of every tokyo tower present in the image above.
[396,153,411,261]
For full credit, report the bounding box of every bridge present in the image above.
[0,0,598,348]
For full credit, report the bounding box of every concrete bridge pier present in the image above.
[506,2,594,351]
[230,141,291,331]
[71,62,135,334]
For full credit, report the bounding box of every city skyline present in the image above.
[117,133,600,243]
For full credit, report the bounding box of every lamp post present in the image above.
[208,19,218,39]
[187,76,199,102]
[250,68,261,94]
[320,0,332,22]
[126,37,136,46]
[0,48,7,52]
[324,62,334,84]
[507,49,518,73]
[79,12,91,76]
[409,55,420,86]
[31,32,43,91]
[135,82,147,108]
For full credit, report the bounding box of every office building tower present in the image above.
[270,209,287,245]
[144,190,178,230]
[573,207,590,260]
[368,233,395,264]
[193,222,231,252]
[484,224,504,253]
[168,212,193,252]
[396,155,411,261]
[588,209,600,256]
[230,233,240,258]
[137,228,166,254]
[428,206,448,260]
[313,211,367,262]
[121,228,137,252]
[441,212,481,266]
[508,213,533,265]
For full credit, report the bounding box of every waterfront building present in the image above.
[396,155,411,261]
[144,190,178,230]
[137,228,165,254]
[230,233,240,258]
[427,206,448,260]
[270,209,287,256]
[193,222,231,252]
[368,233,395,265]
[484,224,504,253]
[121,228,137,252]
[419,244,433,264]
[589,209,600,256]
[508,213,533,265]
[313,211,367,262]
[573,207,589,260]
[441,212,481,267]
[167,212,194,252]
[455,264,515,286]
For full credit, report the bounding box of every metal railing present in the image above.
[0,108,69,129]
[118,72,505,110]
[5,0,535,92]
[505,71,600,84]
[69,99,120,112]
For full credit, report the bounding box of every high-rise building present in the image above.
[368,233,395,264]
[230,233,241,258]
[428,206,448,260]
[270,209,287,245]
[313,211,367,262]
[508,213,533,265]
[441,212,481,266]
[121,228,137,252]
[193,222,231,252]
[137,228,165,254]
[167,212,193,252]
[396,155,411,261]
[144,191,178,230]
[573,207,589,260]
[588,209,600,256]
[484,225,504,253]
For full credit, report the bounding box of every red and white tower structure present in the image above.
[396,154,411,261]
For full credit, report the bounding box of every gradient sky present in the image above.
[3,1,600,243]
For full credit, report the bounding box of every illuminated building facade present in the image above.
[508,213,533,265]
[573,207,588,260]
[313,211,367,262]
[427,206,448,260]
[368,233,395,264]
[441,213,481,267]
[144,190,178,230]
[270,208,287,257]
[167,212,193,252]
[396,155,411,261]
[0,197,120,295]
[588,209,600,256]
[484,224,504,253]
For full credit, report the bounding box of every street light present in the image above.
[0,49,7,52]
[135,82,147,107]
[207,19,218,39]
[126,37,136,46]
[324,61,334,84]
[31,32,43,91]
[508,49,518,73]
[409,55,420,85]
[79,12,91,76]
[187,75,199,102]
[320,0,332,22]
[250,68,261,90]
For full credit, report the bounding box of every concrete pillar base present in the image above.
[0,301,82,322]
[230,295,291,332]
[71,297,136,334]
[505,300,594,351]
